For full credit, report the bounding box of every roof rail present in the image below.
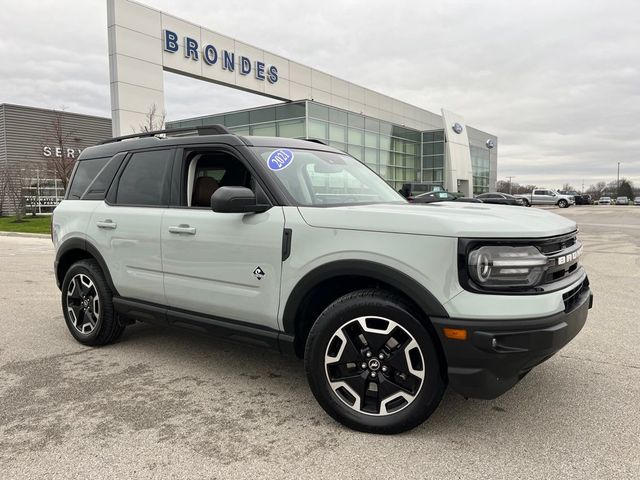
[296,137,328,146]
[100,125,233,144]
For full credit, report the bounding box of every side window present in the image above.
[67,157,109,199]
[83,153,127,200]
[184,151,253,207]
[115,150,172,206]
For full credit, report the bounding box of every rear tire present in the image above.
[304,288,445,434]
[61,259,125,346]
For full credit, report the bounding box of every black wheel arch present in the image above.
[282,260,450,356]
[55,238,118,295]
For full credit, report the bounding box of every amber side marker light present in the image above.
[443,328,468,340]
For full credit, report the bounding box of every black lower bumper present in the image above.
[431,285,593,399]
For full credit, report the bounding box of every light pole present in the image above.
[506,176,516,194]
[617,162,621,194]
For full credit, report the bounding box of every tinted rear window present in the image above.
[115,150,173,206]
[67,157,109,199]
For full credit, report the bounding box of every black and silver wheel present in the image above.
[61,259,125,346]
[522,198,531,207]
[558,199,569,208]
[305,289,445,434]
[66,273,100,335]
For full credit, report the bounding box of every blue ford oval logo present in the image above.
[452,122,464,134]
[267,149,294,171]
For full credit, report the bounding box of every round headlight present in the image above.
[467,245,549,289]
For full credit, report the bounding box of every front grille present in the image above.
[536,233,581,285]
[536,232,577,255]
[562,277,589,312]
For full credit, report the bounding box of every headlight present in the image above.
[467,245,548,288]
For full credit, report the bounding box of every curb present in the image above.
[0,231,50,239]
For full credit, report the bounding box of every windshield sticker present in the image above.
[267,149,294,171]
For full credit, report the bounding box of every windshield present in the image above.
[252,147,406,206]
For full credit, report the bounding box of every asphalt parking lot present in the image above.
[0,206,638,479]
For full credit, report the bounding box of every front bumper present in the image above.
[431,281,592,399]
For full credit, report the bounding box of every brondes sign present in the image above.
[163,30,279,84]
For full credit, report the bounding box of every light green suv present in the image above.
[53,127,593,433]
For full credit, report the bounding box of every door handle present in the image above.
[96,219,117,229]
[168,224,196,235]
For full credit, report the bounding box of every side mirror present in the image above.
[211,186,271,213]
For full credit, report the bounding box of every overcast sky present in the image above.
[1,0,638,188]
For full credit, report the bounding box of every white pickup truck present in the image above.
[515,189,575,208]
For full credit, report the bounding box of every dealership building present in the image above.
[108,0,498,196]
[1,0,498,216]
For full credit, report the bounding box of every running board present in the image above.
[113,297,295,354]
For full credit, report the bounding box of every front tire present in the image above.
[304,289,445,434]
[521,198,530,207]
[61,259,125,346]
[558,199,569,208]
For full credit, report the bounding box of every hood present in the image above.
[297,202,577,238]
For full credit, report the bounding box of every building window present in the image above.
[308,119,328,139]
[251,122,276,136]
[422,130,445,190]
[470,145,491,194]
[277,119,305,138]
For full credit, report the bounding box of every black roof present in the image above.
[79,126,341,161]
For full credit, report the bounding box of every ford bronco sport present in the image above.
[52,126,593,434]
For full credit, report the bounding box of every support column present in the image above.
[441,109,473,196]
[107,0,165,136]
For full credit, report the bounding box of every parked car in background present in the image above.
[514,189,574,208]
[476,192,525,206]
[635,197,640,205]
[558,190,592,205]
[410,190,481,204]
[615,196,629,205]
[597,196,612,205]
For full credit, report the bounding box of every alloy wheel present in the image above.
[324,316,425,416]
[66,273,100,335]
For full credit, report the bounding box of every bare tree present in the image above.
[618,178,634,199]
[43,108,80,191]
[0,166,8,216]
[496,180,513,193]
[138,103,166,133]
[3,162,38,222]
[561,183,576,192]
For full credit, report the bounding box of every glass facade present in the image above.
[170,102,307,139]
[470,145,491,194]
[307,102,420,191]
[421,130,445,186]
[168,100,494,194]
